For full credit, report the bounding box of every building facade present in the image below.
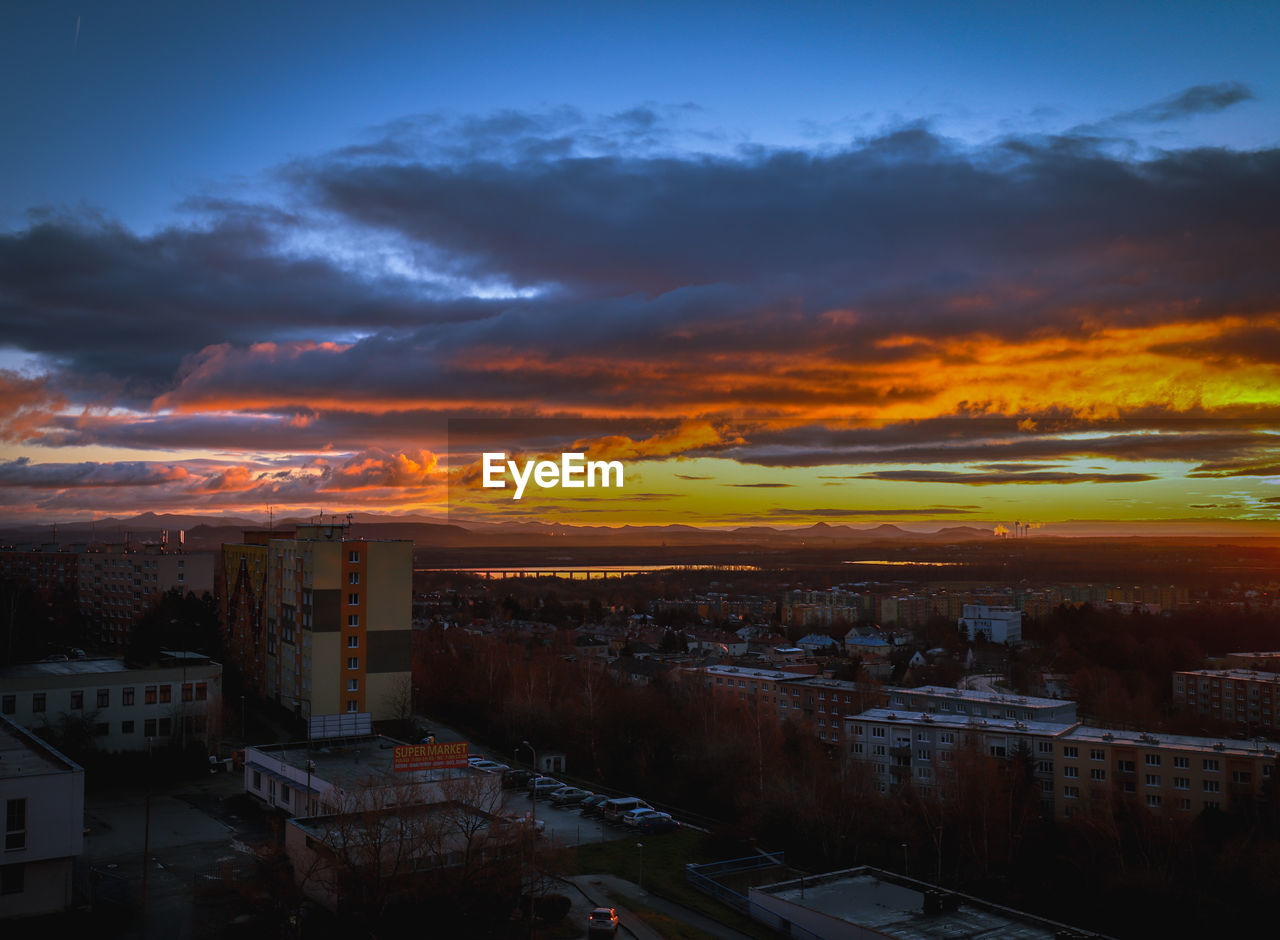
[885,685,1077,724]
[1173,667,1280,731]
[0,655,222,753]
[1053,725,1279,819]
[0,716,84,918]
[958,604,1023,644]
[219,523,412,722]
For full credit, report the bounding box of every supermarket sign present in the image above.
[393,741,469,772]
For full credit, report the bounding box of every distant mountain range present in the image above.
[2,512,1276,552]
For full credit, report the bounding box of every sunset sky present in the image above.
[2,2,1279,530]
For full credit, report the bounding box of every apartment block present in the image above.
[1172,668,1280,731]
[219,523,412,722]
[848,708,1070,800]
[0,541,213,650]
[1054,726,1278,818]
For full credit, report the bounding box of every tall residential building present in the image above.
[219,523,412,722]
[0,540,213,650]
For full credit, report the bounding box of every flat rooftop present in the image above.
[0,653,215,680]
[1177,668,1280,681]
[893,685,1072,709]
[1062,725,1279,757]
[852,708,1076,737]
[0,716,81,780]
[756,867,1102,939]
[247,736,485,788]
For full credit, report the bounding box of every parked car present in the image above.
[549,786,592,806]
[587,907,619,937]
[497,811,545,836]
[636,814,681,833]
[503,769,534,789]
[471,760,510,774]
[527,776,564,797]
[578,794,610,815]
[467,754,488,765]
[598,796,651,823]
[620,808,670,828]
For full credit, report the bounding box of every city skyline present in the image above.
[2,3,1279,529]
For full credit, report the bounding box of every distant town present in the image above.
[2,517,1280,937]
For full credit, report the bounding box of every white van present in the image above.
[599,796,651,823]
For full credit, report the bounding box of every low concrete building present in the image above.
[244,735,502,817]
[0,716,84,918]
[0,653,222,754]
[748,867,1101,939]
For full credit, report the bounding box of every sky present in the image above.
[1,1,1279,530]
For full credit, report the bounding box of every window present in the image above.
[1145,774,1161,787]
[1174,777,1190,790]
[159,685,171,703]
[122,721,135,734]
[70,690,84,710]
[1063,746,1078,758]
[253,771,262,791]
[280,784,291,804]
[195,682,207,701]
[123,687,135,706]
[182,684,194,703]
[872,727,886,738]
[940,732,955,744]
[1,863,23,895]
[0,695,12,716]
[349,571,360,585]
[1038,741,1053,753]
[144,719,157,737]
[1147,795,1162,808]
[145,686,157,705]
[347,635,359,649]
[1090,749,1105,761]
[1204,800,1220,810]
[1145,754,1162,766]
[1091,769,1107,781]
[348,679,359,692]
[874,745,886,756]
[1173,756,1189,769]
[5,799,26,851]
[346,700,359,713]
[1064,785,1080,799]
[348,550,360,563]
[1203,780,1220,793]
[917,749,931,761]
[1117,759,1135,773]
[1203,759,1220,773]
[97,689,109,708]
[32,693,45,713]
[1232,771,1252,785]
[916,730,930,742]
[347,614,360,628]
[348,593,360,606]
[347,657,359,670]
[1121,781,1136,794]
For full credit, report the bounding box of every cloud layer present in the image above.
[2,91,1278,519]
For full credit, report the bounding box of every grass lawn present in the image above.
[562,829,779,940]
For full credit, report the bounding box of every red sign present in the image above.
[393,741,469,772]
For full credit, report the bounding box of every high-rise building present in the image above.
[218,523,412,722]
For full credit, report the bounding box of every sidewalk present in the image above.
[564,873,761,940]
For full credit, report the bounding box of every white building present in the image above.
[0,654,222,753]
[0,716,84,918]
[959,604,1022,644]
